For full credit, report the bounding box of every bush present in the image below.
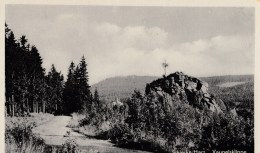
[5,117,46,153]
[5,114,54,153]
[60,138,79,153]
[67,113,86,128]
[108,123,134,145]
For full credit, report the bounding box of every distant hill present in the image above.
[199,74,254,87]
[91,74,254,102]
[91,75,158,102]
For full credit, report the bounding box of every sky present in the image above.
[5,5,254,85]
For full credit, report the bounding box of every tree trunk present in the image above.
[9,104,11,116]
[21,93,25,115]
[36,101,39,113]
[39,104,41,113]
[12,95,15,117]
[43,101,45,113]
[26,98,29,114]
[8,97,12,115]
[33,103,36,113]
[12,104,15,117]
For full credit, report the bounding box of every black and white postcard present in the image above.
[1,1,259,153]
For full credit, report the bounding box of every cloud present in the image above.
[92,23,168,51]
[37,21,253,84]
[84,22,254,84]
[81,23,170,83]
[161,34,254,77]
[121,26,168,50]
[6,16,254,84]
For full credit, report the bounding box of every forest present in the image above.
[5,23,254,153]
[5,23,96,116]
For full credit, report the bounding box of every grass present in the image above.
[67,113,112,137]
[67,113,86,128]
[67,113,99,137]
[6,113,102,153]
[5,113,54,153]
[6,113,99,153]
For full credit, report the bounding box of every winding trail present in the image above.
[32,116,150,153]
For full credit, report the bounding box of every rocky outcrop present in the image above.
[145,72,225,113]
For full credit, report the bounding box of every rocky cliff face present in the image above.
[145,72,225,113]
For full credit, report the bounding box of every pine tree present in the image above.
[46,64,64,114]
[26,45,45,113]
[63,56,91,115]
[63,62,76,115]
[94,88,100,109]
[5,24,17,116]
[77,56,91,113]
[5,24,46,116]
[5,23,94,117]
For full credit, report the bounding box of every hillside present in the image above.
[91,75,158,101]
[200,74,254,87]
[89,73,254,152]
[91,74,254,103]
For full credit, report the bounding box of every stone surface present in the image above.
[145,72,224,113]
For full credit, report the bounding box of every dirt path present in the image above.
[33,116,150,153]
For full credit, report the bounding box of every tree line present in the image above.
[5,23,97,116]
[80,88,253,152]
[76,77,254,152]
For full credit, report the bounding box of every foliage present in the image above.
[108,123,134,145]
[5,114,101,153]
[45,65,64,114]
[5,114,54,153]
[63,57,91,115]
[5,24,64,116]
[67,113,86,128]
[5,23,92,116]
[78,81,254,152]
[60,138,79,153]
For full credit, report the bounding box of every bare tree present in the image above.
[162,60,169,76]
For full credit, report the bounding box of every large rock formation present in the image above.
[145,72,225,113]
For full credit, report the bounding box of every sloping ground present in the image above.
[200,74,253,87]
[217,81,245,87]
[91,75,158,102]
[32,116,150,153]
[91,74,253,102]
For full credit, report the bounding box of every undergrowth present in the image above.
[5,113,54,153]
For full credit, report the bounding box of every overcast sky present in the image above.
[6,5,254,84]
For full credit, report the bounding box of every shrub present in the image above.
[59,138,79,153]
[5,114,54,153]
[5,117,46,153]
[108,123,134,145]
[67,113,86,128]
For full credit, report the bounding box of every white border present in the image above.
[1,1,259,153]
